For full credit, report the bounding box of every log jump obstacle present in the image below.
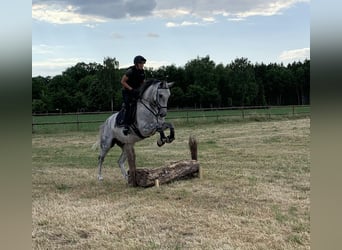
[128,135,201,187]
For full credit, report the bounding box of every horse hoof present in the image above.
[98,176,104,181]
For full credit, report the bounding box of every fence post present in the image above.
[268,107,271,119]
[76,113,79,131]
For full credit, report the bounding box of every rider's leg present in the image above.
[123,104,131,135]
[122,90,131,135]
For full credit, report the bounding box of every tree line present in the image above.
[32,56,310,113]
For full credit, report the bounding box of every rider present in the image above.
[120,55,146,135]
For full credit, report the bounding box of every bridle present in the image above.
[139,84,169,119]
[135,82,175,143]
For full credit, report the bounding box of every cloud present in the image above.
[111,33,124,39]
[228,17,246,22]
[32,44,64,55]
[147,32,159,38]
[202,17,216,22]
[152,8,190,18]
[32,3,107,24]
[32,57,95,77]
[120,60,171,69]
[155,0,310,19]
[32,0,156,23]
[32,0,310,24]
[166,21,200,28]
[32,57,81,68]
[119,60,169,70]
[234,0,301,18]
[85,24,97,29]
[279,48,310,62]
[165,22,177,28]
[145,60,170,69]
[124,0,157,17]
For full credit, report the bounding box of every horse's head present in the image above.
[156,81,174,117]
[142,80,174,118]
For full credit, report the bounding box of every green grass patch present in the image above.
[32,106,310,134]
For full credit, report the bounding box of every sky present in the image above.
[32,0,310,77]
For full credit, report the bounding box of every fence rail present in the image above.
[32,105,310,133]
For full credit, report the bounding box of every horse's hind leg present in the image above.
[97,139,113,181]
[117,147,128,180]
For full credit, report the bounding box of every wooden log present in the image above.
[133,160,199,187]
[126,144,137,187]
[189,135,198,160]
[129,135,200,187]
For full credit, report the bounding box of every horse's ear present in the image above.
[167,82,175,88]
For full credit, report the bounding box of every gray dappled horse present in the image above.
[93,79,175,185]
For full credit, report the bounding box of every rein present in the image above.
[139,85,168,119]
[132,82,175,143]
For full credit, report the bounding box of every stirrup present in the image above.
[123,126,129,135]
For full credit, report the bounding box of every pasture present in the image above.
[32,105,310,134]
[32,118,310,249]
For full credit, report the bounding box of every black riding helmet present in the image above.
[134,55,146,65]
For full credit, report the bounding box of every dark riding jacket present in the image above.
[122,66,145,126]
[125,66,145,90]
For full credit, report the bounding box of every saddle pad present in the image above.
[115,108,125,127]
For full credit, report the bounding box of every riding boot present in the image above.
[123,103,132,136]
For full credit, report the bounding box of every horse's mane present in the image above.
[139,78,162,96]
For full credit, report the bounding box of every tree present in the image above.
[46,75,76,112]
[302,59,310,104]
[185,85,206,108]
[288,60,310,105]
[254,63,267,106]
[228,58,258,106]
[32,57,310,112]
[32,76,49,112]
[215,63,232,107]
[98,57,120,111]
[168,86,185,108]
[264,63,285,105]
[87,77,111,111]
[184,55,216,91]
[32,99,47,113]
[62,62,92,83]
[32,76,48,100]
[183,56,220,107]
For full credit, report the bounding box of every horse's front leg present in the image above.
[166,123,175,143]
[157,129,167,147]
[157,122,175,147]
[124,143,137,186]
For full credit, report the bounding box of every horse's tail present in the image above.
[91,123,105,151]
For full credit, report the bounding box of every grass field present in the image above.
[32,118,310,249]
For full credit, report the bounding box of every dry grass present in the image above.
[32,118,310,249]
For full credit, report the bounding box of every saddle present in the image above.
[116,79,158,127]
[115,80,157,136]
[116,104,147,138]
[115,103,136,127]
